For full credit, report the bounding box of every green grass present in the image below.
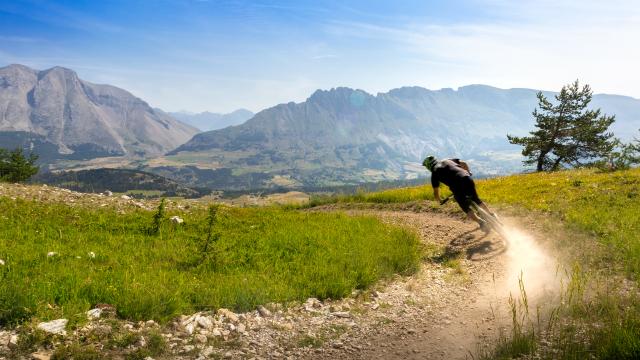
[0,198,420,326]
[308,186,439,206]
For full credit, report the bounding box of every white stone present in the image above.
[304,298,322,311]
[9,334,19,348]
[185,322,196,335]
[195,334,207,344]
[104,190,113,196]
[332,312,351,318]
[47,252,58,257]
[211,328,222,337]
[196,315,213,329]
[88,252,96,259]
[0,259,4,266]
[217,308,239,323]
[236,324,246,334]
[180,314,196,326]
[37,319,68,336]
[170,216,184,224]
[31,351,52,360]
[86,308,102,320]
[120,195,131,200]
[201,346,215,357]
[256,305,271,317]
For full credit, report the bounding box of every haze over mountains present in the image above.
[169,109,254,131]
[0,64,198,161]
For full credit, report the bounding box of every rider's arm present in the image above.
[430,173,441,203]
[458,160,470,172]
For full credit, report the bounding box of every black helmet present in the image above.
[422,155,437,172]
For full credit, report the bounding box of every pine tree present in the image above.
[604,130,640,170]
[0,148,39,183]
[508,80,616,171]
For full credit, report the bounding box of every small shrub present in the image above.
[200,204,221,262]
[52,344,105,360]
[296,334,323,348]
[15,329,50,354]
[148,198,166,235]
[145,331,167,356]
[110,331,139,349]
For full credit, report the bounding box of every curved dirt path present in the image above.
[295,207,558,360]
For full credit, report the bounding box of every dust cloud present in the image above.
[499,221,562,301]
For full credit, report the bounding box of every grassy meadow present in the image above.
[0,198,420,326]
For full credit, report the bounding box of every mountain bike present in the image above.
[440,195,508,245]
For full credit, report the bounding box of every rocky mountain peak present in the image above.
[0,64,199,160]
[306,87,374,112]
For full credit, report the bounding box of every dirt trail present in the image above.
[301,209,559,360]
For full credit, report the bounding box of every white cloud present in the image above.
[325,1,640,98]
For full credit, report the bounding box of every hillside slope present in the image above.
[0,64,199,161]
[32,168,208,198]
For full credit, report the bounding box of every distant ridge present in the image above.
[169,109,254,131]
[32,168,209,198]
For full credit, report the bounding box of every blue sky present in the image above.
[1,0,638,113]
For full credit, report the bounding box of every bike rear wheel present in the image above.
[470,201,509,246]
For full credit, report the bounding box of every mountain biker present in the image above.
[423,155,493,233]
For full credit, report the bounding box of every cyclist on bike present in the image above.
[423,155,493,233]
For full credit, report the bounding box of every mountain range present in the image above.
[2,63,639,192]
[0,64,198,162]
[168,109,254,131]
[164,86,640,189]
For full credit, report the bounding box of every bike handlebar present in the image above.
[440,195,453,205]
